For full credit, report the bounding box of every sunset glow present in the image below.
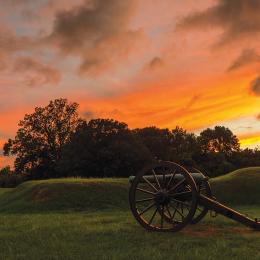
[1,0,260,167]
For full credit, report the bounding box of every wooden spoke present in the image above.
[196,206,203,212]
[168,179,185,193]
[139,202,156,216]
[136,188,156,196]
[162,173,166,188]
[170,203,185,219]
[185,185,192,191]
[171,198,192,209]
[136,197,155,203]
[171,205,178,220]
[161,205,164,228]
[148,208,158,225]
[152,169,161,190]
[142,176,158,192]
[166,205,172,219]
[175,208,185,220]
[166,169,176,189]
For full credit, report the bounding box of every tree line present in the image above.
[1,98,260,181]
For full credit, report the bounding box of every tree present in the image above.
[170,126,198,164]
[193,126,240,176]
[230,148,260,168]
[133,127,173,160]
[0,166,12,175]
[134,126,198,165]
[3,98,83,177]
[57,119,153,177]
[198,126,240,156]
[193,152,235,177]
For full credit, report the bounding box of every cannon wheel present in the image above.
[129,161,198,232]
[161,167,212,225]
[191,180,212,224]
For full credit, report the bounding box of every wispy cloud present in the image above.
[13,57,61,87]
[177,0,260,47]
[228,49,260,72]
[148,57,163,70]
[48,0,143,75]
[250,75,260,96]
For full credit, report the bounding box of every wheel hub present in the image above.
[155,190,170,205]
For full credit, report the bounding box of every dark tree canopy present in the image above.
[133,126,198,164]
[133,127,172,161]
[57,119,153,177]
[198,126,240,155]
[192,126,241,177]
[170,126,198,163]
[3,98,83,177]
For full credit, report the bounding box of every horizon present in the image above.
[1,0,260,167]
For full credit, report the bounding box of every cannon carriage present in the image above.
[129,161,260,232]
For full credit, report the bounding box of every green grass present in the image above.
[210,167,260,205]
[0,209,259,260]
[0,178,128,213]
[0,168,259,259]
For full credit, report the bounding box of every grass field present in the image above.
[0,168,259,259]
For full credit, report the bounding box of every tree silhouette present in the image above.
[198,126,240,156]
[57,119,153,177]
[170,126,198,164]
[3,98,83,177]
[133,126,197,164]
[192,126,240,177]
[133,127,172,160]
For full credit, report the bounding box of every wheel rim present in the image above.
[129,161,198,232]
[191,180,212,224]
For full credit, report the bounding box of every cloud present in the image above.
[250,75,260,96]
[50,0,134,51]
[228,49,260,72]
[13,57,61,87]
[256,114,260,121]
[49,0,141,75]
[177,0,260,46]
[235,126,253,130]
[3,0,34,6]
[0,28,33,54]
[0,56,6,71]
[185,95,201,109]
[0,27,38,76]
[149,57,163,70]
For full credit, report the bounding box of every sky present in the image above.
[1,0,260,168]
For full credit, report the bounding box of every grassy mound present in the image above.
[0,178,129,213]
[210,167,260,205]
[0,166,259,213]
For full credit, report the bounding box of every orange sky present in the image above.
[0,0,260,168]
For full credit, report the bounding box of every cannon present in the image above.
[129,161,260,232]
